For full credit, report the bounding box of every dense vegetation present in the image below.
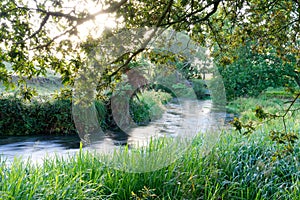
[129,90,172,124]
[216,44,299,101]
[0,0,299,99]
[0,89,175,136]
[0,100,299,199]
[0,0,300,199]
[0,97,75,135]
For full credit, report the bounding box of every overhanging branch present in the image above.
[15,0,128,48]
[99,0,174,85]
[160,0,221,27]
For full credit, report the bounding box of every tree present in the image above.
[216,42,298,100]
[1,0,299,154]
[0,0,299,95]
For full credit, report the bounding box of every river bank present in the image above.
[0,126,299,199]
[0,95,299,199]
[0,99,226,164]
[0,89,172,136]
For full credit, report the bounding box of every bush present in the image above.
[94,100,108,129]
[153,72,196,99]
[0,97,76,135]
[0,90,171,135]
[130,90,172,125]
[216,45,297,101]
[190,79,208,99]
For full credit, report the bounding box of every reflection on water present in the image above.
[0,135,81,164]
[0,99,227,164]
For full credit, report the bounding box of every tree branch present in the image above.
[16,13,50,45]
[31,26,76,50]
[280,92,300,133]
[101,0,174,84]
[192,0,221,23]
[15,0,128,48]
[160,0,221,27]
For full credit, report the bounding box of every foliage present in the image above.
[229,95,300,158]
[171,82,195,98]
[130,90,172,125]
[0,129,299,199]
[216,44,298,100]
[227,96,285,120]
[207,72,227,107]
[0,89,172,135]
[94,100,108,129]
[175,59,205,80]
[153,72,197,99]
[0,97,76,135]
[1,0,299,100]
[190,79,208,100]
[208,1,299,75]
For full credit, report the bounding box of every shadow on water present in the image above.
[0,135,81,164]
[0,99,229,163]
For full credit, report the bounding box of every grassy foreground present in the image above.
[0,127,299,199]
[1,95,299,199]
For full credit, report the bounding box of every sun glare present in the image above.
[27,0,119,42]
[73,1,119,41]
[77,13,118,40]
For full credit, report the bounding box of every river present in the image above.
[0,99,230,164]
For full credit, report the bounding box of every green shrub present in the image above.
[190,79,208,99]
[0,97,111,136]
[216,44,297,101]
[0,90,171,135]
[94,100,108,129]
[207,75,227,108]
[130,90,172,124]
[171,83,195,98]
[0,97,76,135]
[130,99,151,124]
[153,73,196,99]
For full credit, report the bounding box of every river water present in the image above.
[0,99,229,164]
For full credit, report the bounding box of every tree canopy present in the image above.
[0,0,299,96]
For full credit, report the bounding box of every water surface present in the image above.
[0,99,228,164]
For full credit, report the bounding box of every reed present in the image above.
[0,120,299,199]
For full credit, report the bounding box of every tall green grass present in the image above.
[1,93,299,199]
[0,124,299,199]
[227,95,300,122]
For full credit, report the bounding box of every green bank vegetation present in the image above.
[130,90,172,125]
[0,88,175,136]
[0,114,299,199]
[1,0,300,199]
[0,93,299,199]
